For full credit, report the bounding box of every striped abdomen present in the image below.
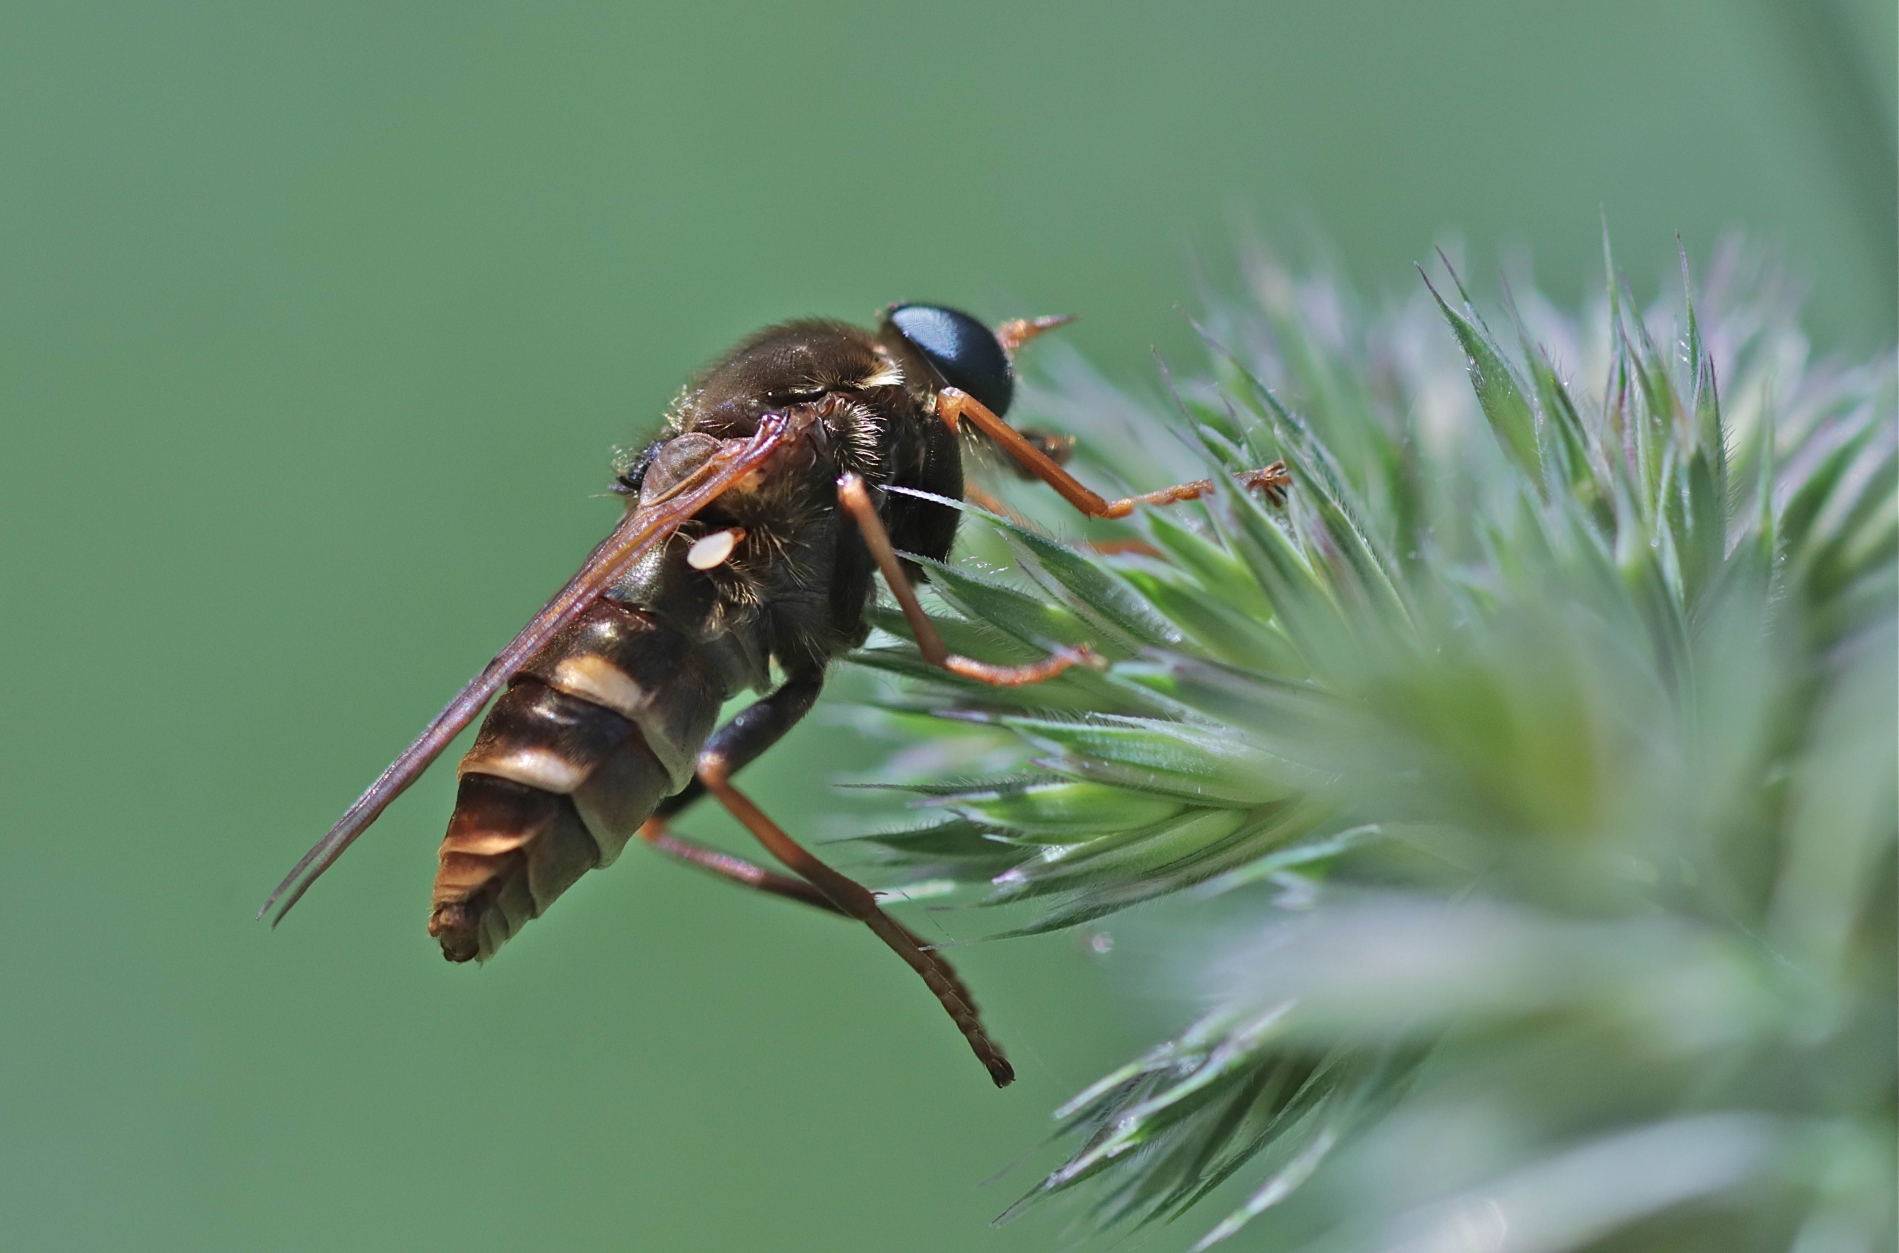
[429,599,722,962]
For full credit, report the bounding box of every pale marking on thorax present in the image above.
[686,527,746,570]
[852,362,904,389]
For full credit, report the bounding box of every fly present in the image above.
[261,304,1290,1085]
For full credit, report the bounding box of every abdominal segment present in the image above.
[429,600,722,962]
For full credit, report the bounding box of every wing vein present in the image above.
[258,415,791,924]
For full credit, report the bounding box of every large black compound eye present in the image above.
[888,303,1015,418]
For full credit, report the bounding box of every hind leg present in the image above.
[636,678,1011,1084]
[694,749,1014,1086]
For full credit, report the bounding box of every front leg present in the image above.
[938,387,1290,518]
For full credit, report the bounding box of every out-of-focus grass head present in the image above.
[842,237,1897,1251]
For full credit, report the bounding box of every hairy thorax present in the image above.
[610,323,937,694]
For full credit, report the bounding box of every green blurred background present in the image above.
[1,2,1890,1249]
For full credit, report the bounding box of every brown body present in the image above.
[263,301,1285,1085]
[428,317,962,962]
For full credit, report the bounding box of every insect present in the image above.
[261,303,1291,1086]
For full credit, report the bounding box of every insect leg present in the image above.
[937,387,1291,518]
[644,678,1000,1059]
[837,473,1099,686]
[640,817,1000,1054]
[638,822,849,915]
[636,819,996,1026]
[1006,428,1076,474]
[634,675,839,914]
[649,668,822,822]
[962,483,1162,558]
[696,749,1015,1086]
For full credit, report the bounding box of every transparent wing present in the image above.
[259,415,792,925]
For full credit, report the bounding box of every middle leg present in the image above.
[837,473,1101,686]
